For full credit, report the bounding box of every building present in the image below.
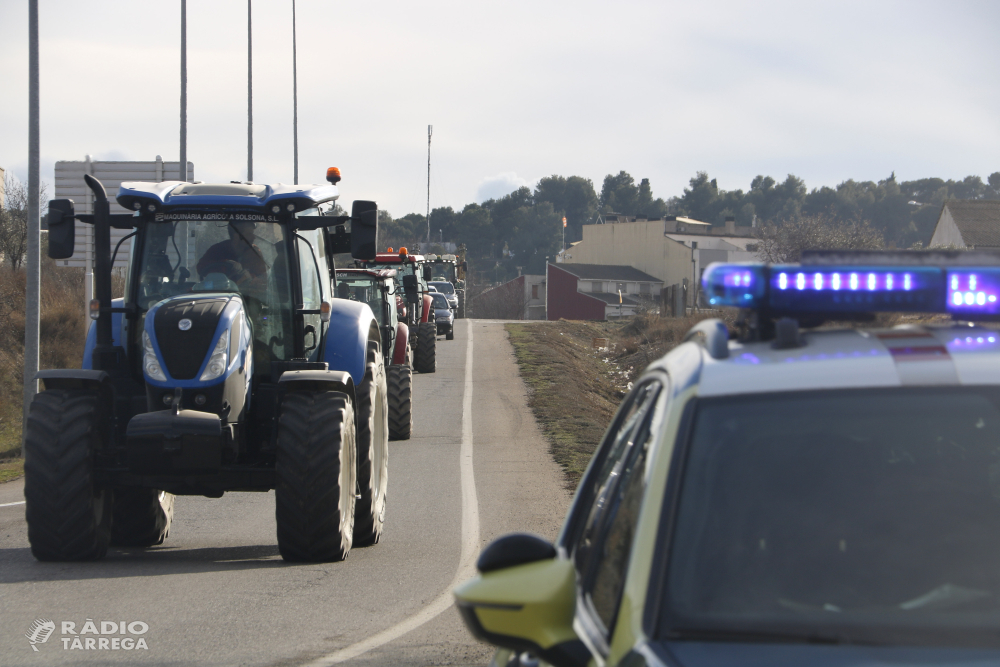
[928,201,1000,248]
[472,273,547,320]
[562,215,756,305]
[546,263,663,321]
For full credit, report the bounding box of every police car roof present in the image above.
[117,181,339,210]
[659,323,1000,399]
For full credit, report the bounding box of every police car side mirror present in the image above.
[47,199,76,259]
[350,200,378,261]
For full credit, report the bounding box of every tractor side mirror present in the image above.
[422,265,433,282]
[402,275,419,302]
[350,200,378,261]
[47,199,76,259]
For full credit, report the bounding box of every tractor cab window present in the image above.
[430,264,456,282]
[337,275,387,326]
[131,218,296,367]
[294,229,327,361]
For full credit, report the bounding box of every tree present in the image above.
[0,173,47,270]
[599,171,639,214]
[455,204,494,257]
[753,214,885,263]
[534,175,598,243]
[507,202,562,275]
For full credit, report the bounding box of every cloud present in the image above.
[475,172,533,203]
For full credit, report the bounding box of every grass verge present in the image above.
[504,314,731,487]
[505,321,625,487]
[0,457,24,484]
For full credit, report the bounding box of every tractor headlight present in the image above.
[142,331,167,382]
[199,329,231,381]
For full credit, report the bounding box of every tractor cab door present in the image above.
[293,229,331,361]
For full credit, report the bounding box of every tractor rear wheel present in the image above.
[275,391,356,562]
[387,364,413,441]
[457,291,466,318]
[415,322,437,373]
[110,488,174,547]
[24,389,112,561]
[354,344,389,547]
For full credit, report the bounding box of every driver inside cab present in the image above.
[197,221,268,287]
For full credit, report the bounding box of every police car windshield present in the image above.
[432,294,449,309]
[664,386,1000,647]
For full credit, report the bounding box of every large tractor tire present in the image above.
[275,391,357,562]
[110,488,174,547]
[387,364,413,441]
[24,389,112,561]
[354,343,389,547]
[415,321,437,373]
[457,291,466,319]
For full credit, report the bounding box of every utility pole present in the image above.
[24,0,40,451]
[179,0,187,181]
[247,0,253,182]
[292,0,298,184]
[426,125,432,246]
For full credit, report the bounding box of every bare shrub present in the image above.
[0,262,84,456]
[0,173,47,270]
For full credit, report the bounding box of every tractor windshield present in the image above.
[428,263,456,282]
[130,218,296,364]
[337,275,388,326]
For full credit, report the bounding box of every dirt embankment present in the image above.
[505,314,721,486]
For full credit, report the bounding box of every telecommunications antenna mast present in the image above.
[427,124,432,245]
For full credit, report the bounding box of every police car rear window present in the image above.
[663,386,1000,647]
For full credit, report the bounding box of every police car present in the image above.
[456,251,1000,667]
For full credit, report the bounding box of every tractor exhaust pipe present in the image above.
[84,174,115,369]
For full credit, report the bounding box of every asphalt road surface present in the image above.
[0,319,572,666]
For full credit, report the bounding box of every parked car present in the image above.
[455,254,1000,666]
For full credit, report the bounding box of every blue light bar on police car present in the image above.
[702,262,1000,317]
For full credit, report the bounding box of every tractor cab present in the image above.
[420,252,467,318]
[359,248,438,373]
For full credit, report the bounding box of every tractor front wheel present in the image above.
[275,391,356,562]
[415,322,437,373]
[354,344,389,547]
[24,389,112,561]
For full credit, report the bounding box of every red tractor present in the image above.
[360,248,437,373]
[335,268,413,440]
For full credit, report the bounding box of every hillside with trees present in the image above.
[374,169,1000,285]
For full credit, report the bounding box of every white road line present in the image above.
[305,319,480,666]
[0,501,26,508]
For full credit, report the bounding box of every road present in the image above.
[0,319,572,666]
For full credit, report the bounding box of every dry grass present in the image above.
[506,321,622,487]
[505,312,738,486]
[0,261,86,461]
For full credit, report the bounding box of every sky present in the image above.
[1,0,999,217]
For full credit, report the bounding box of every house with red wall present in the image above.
[546,263,663,320]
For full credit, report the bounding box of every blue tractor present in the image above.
[26,169,389,563]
